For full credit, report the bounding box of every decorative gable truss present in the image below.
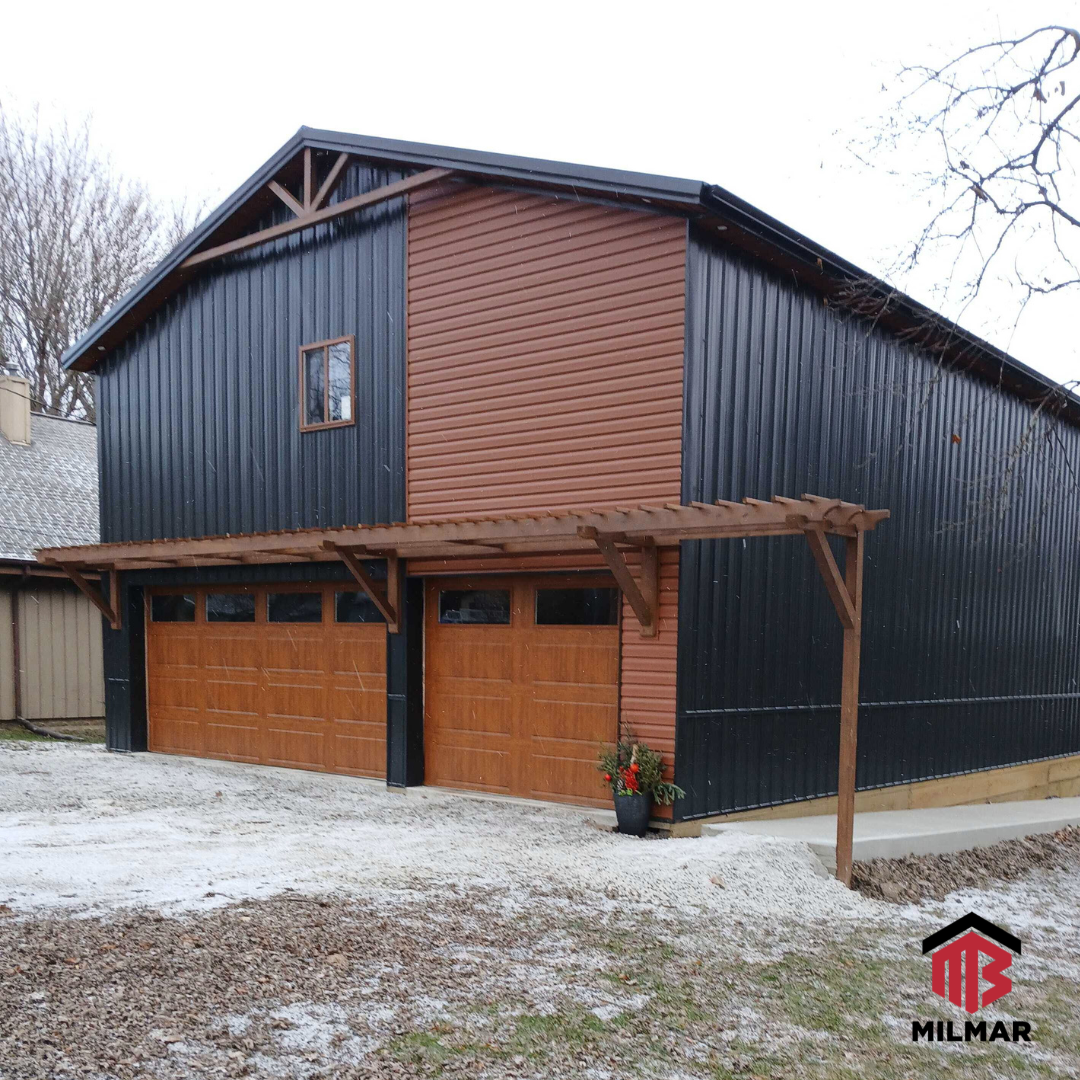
[181,149,453,270]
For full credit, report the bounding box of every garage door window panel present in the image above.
[335,591,385,623]
[535,587,620,626]
[206,593,257,622]
[439,589,511,625]
[268,592,323,623]
[151,594,196,622]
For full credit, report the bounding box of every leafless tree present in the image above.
[0,105,204,421]
[840,26,1080,540]
[857,24,1080,327]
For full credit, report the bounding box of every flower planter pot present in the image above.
[614,792,652,837]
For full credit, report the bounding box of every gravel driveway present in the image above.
[2,744,1079,1079]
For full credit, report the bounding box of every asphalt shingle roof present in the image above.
[0,414,99,562]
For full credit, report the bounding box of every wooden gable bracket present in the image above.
[183,164,454,270]
[50,563,122,631]
[578,526,657,636]
[322,543,401,633]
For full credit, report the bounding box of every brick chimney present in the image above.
[0,364,32,445]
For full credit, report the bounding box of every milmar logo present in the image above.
[911,912,1032,1044]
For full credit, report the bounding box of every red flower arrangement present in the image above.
[597,738,683,804]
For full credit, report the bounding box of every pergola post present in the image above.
[835,529,865,888]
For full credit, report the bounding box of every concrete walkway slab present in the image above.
[706,796,1080,871]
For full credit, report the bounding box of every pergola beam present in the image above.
[37,496,888,569]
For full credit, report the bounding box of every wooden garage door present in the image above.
[425,575,619,807]
[146,584,386,777]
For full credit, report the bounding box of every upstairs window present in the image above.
[300,336,355,431]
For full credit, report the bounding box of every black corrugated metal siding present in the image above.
[677,223,1080,819]
[96,162,408,542]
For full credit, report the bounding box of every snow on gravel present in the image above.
[0,744,870,921]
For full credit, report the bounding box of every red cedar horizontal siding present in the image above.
[406,182,685,806]
[406,183,686,519]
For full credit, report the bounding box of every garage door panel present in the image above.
[329,633,385,677]
[527,700,617,742]
[203,635,261,674]
[330,726,385,776]
[261,633,325,674]
[147,586,386,778]
[526,641,619,684]
[147,632,200,669]
[429,744,511,792]
[204,676,261,718]
[148,717,203,754]
[263,680,326,722]
[265,725,326,769]
[329,685,386,722]
[425,691,513,734]
[527,753,609,803]
[426,640,514,678]
[203,720,262,761]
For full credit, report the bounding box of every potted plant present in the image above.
[598,738,684,836]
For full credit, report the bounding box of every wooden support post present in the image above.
[835,529,865,888]
[579,527,656,636]
[54,564,121,630]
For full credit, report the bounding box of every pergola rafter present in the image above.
[37,493,888,887]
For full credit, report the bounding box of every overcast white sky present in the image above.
[3,1,1077,383]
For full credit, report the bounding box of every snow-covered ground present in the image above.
[0,743,866,921]
[5,744,1080,1079]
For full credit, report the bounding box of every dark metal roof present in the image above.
[61,126,1078,421]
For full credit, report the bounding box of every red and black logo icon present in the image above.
[922,912,1020,1013]
[912,913,1031,1044]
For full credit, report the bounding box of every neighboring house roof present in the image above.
[0,414,99,562]
[60,127,1080,424]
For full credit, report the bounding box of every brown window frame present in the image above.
[299,335,356,432]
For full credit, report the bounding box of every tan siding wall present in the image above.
[406,184,686,795]
[0,591,13,720]
[17,590,105,719]
[406,184,686,521]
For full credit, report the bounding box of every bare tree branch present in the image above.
[0,104,206,420]
[854,25,1080,324]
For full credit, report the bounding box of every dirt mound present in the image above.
[853,824,1080,903]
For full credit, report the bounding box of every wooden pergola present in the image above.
[37,493,888,887]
